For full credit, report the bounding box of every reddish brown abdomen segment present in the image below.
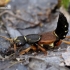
[55,40,62,46]
[38,31,57,44]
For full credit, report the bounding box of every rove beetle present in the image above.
[0,12,69,56]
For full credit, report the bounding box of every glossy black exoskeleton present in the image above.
[14,36,26,47]
[25,34,41,44]
[14,34,41,46]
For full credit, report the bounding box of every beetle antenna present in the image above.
[0,36,13,42]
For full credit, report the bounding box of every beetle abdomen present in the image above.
[55,12,69,39]
[25,34,41,44]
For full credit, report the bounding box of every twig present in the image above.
[1,10,41,28]
[0,7,10,9]
[7,61,23,68]
[0,10,34,24]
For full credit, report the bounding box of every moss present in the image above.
[61,0,70,9]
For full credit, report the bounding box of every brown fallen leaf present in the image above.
[0,0,10,7]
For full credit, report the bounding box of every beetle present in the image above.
[0,12,69,56]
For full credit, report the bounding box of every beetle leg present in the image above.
[31,46,37,51]
[61,36,70,44]
[66,36,70,38]
[61,40,70,44]
[13,44,17,52]
[37,44,47,55]
[19,47,31,55]
[19,45,37,55]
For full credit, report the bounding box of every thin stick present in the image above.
[0,10,34,24]
[7,61,23,68]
